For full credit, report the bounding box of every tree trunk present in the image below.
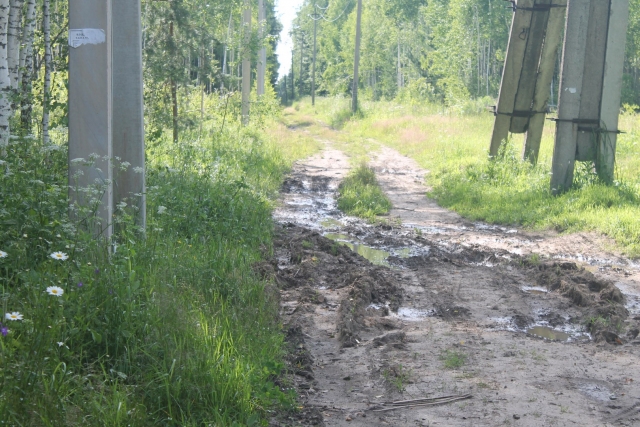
[7,0,22,90]
[0,0,12,148]
[170,21,178,143]
[41,0,51,144]
[19,0,35,132]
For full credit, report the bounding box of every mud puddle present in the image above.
[269,140,640,426]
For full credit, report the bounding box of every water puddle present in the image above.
[394,307,434,321]
[321,218,343,228]
[326,233,391,266]
[527,326,570,341]
[614,282,640,316]
[490,316,590,342]
[576,382,616,401]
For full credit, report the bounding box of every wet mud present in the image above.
[269,137,640,426]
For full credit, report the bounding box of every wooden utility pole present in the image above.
[241,0,251,125]
[299,30,304,96]
[550,0,591,194]
[112,0,145,228]
[257,0,266,96]
[351,0,362,114]
[291,52,295,99]
[68,0,112,237]
[311,4,318,106]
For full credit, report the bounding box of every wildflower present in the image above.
[50,252,69,261]
[46,286,64,297]
[95,268,100,274]
[1,326,7,336]
[133,167,144,174]
[0,250,7,258]
[5,312,23,321]
[57,342,64,347]
[157,206,167,215]
[77,282,84,288]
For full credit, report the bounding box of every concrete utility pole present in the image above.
[550,0,591,194]
[351,0,362,114]
[522,0,567,163]
[598,0,630,183]
[68,0,113,237]
[112,0,145,228]
[242,0,251,125]
[510,0,551,134]
[489,0,535,156]
[311,4,319,106]
[257,0,266,96]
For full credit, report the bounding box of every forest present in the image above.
[2,0,640,425]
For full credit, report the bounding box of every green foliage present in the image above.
[337,163,392,220]
[440,350,467,369]
[0,114,303,424]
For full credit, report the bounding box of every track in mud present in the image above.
[268,141,640,427]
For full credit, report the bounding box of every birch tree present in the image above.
[7,0,22,90]
[41,0,51,144]
[0,0,11,148]
[19,0,35,131]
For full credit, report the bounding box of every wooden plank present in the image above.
[550,0,591,194]
[575,0,611,161]
[510,0,551,133]
[489,0,535,156]
[523,0,567,163]
[597,0,630,183]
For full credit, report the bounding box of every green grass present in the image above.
[288,96,640,257]
[440,350,467,369]
[0,97,319,425]
[337,163,392,221]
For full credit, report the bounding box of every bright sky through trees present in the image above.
[276,0,305,76]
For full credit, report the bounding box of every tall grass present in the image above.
[0,98,319,425]
[287,97,640,257]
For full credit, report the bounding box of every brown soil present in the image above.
[268,137,640,426]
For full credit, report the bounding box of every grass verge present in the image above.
[337,163,392,221]
[0,111,319,425]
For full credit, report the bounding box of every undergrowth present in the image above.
[0,103,318,425]
[337,164,392,221]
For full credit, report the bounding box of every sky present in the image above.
[275,0,305,78]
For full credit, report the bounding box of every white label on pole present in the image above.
[68,29,106,48]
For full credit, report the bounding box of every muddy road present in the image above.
[267,137,640,427]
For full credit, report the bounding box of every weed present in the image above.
[382,364,411,392]
[302,240,313,249]
[337,163,392,220]
[440,349,467,369]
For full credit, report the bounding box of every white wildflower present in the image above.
[46,286,64,297]
[50,252,69,261]
[5,312,23,321]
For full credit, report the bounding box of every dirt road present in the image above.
[268,134,640,427]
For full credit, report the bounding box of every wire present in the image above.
[309,1,353,23]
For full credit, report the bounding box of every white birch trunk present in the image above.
[18,0,35,83]
[0,0,11,148]
[7,0,22,90]
[41,0,51,144]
